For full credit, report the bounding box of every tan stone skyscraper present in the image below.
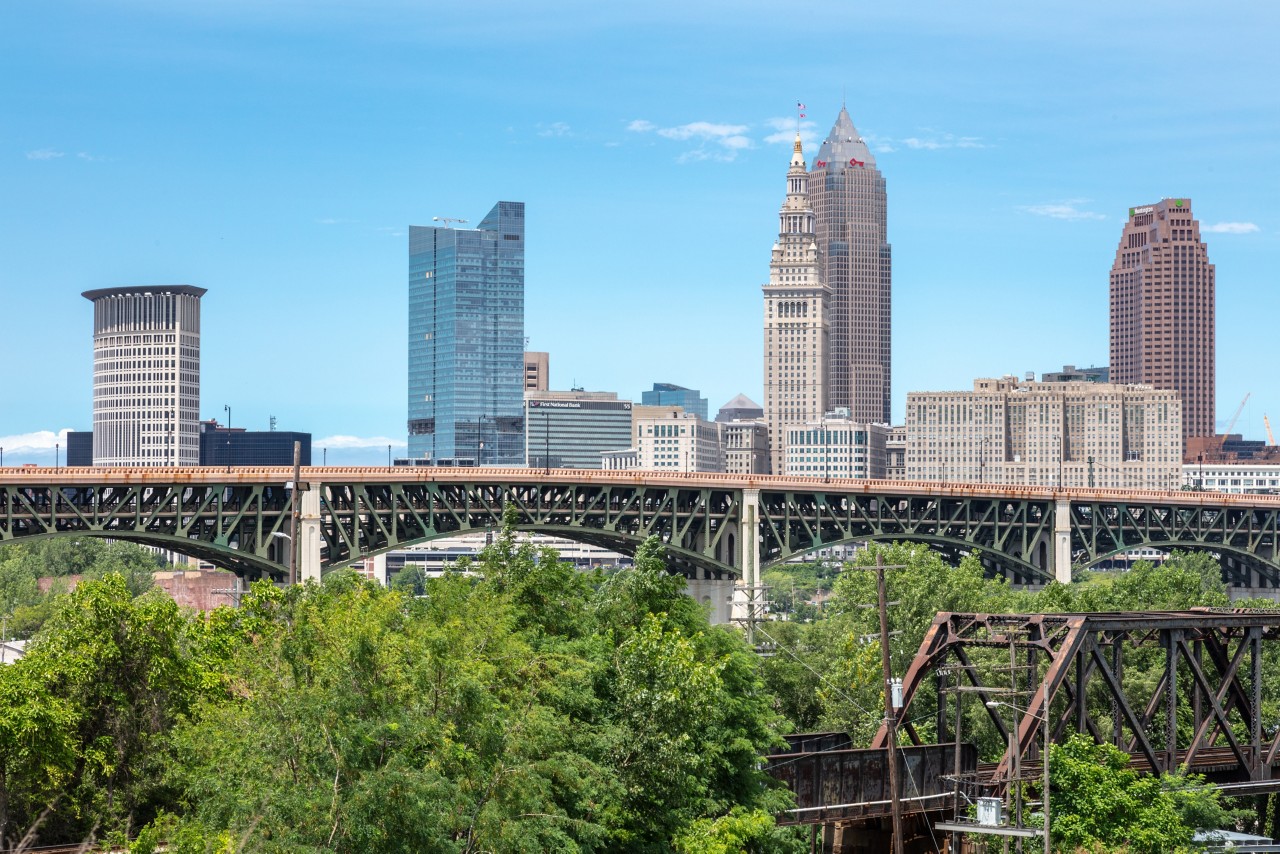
[1109,198,1215,447]
[763,134,830,474]
[810,106,891,424]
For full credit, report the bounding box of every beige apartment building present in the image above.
[721,420,770,475]
[906,377,1182,489]
[634,412,724,473]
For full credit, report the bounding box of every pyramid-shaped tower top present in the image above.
[814,105,876,171]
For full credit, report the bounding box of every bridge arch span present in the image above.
[4,528,287,580]
[330,524,740,581]
[1076,540,1280,587]
[761,532,1052,584]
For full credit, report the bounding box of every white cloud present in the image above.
[315,434,406,450]
[863,134,896,153]
[1203,222,1259,234]
[1020,200,1106,221]
[537,121,572,137]
[629,119,754,161]
[26,149,65,160]
[0,428,71,454]
[317,217,356,225]
[763,117,818,145]
[901,133,985,150]
[76,152,107,161]
[655,121,748,142]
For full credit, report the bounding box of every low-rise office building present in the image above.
[885,425,906,480]
[199,421,312,466]
[722,420,771,475]
[634,412,723,472]
[1183,462,1280,494]
[782,409,888,479]
[524,390,632,470]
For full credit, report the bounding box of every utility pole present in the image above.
[878,551,905,854]
[289,440,301,585]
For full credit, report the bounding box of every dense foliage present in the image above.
[0,527,1270,852]
[0,539,162,638]
[0,520,801,852]
[1049,734,1239,853]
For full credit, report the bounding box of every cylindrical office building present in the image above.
[82,285,205,466]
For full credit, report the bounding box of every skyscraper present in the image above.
[763,134,830,474]
[1109,198,1215,447]
[809,106,891,424]
[407,202,525,466]
[82,285,204,466]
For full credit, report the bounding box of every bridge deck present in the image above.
[6,465,1280,508]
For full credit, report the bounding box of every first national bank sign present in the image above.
[528,400,632,412]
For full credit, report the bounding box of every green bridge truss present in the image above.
[2,473,1279,588]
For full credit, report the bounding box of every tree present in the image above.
[388,564,427,597]
[0,663,78,848]
[19,574,204,843]
[1048,734,1235,853]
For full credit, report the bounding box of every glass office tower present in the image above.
[407,202,525,466]
[640,383,709,421]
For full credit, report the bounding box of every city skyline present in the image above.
[3,1,1278,465]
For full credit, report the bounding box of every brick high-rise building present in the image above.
[810,106,891,424]
[1109,198,1215,448]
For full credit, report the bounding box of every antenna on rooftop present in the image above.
[433,216,468,227]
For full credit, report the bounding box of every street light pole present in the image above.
[223,404,232,472]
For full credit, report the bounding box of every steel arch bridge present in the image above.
[3,467,1280,592]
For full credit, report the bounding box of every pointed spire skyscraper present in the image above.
[809,106,891,424]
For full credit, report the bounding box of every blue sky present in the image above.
[2,0,1277,465]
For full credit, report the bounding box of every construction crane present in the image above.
[432,216,468,227]
[1221,392,1251,448]
[1266,414,1277,447]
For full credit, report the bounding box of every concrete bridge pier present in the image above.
[686,573,735,624]
[731,489,763,626]
[299,487,323,583]
[1054,499,1073,584]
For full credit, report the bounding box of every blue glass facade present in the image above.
[407,202,525,465]
[640,383,709,421]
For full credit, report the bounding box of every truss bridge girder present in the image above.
[875,610,1280,798]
